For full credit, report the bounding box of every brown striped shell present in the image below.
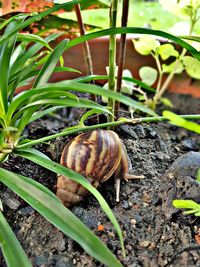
[56,129,129,207]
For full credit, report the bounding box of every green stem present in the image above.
[108,0,118,124]
[153,3,198,108]
[16,114,200,149]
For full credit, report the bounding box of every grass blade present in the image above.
[0,211,32,267]
[12,98,111,131]
[41,80,156,116]
[17,33,52,51]
[0,167,123,267]
[66,27,200,61]
[10,33,63,76]
[0,18,20,113]
[14,148,126,258]
[33,39,69,88]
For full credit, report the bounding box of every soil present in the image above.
[0,93,200,267]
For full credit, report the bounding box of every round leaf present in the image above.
[139,66,158,86]
[182,56,200,79]
[158,44,179,60]
[132,36,160,56]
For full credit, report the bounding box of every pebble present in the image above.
[139,240,150,248]
[182,139,199,151]
[72,207,99,229]
[34,255,48,266]
[2,190,20,210]
[122,200,130,210]
[119,125,138,139]
[55,261,74,267]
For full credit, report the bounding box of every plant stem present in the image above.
[108,0,118,124]
[115,0,130,118]
[153,3,198,108]
[16,114,200,149]
[74,4,95,100]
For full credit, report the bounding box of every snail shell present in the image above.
[56,129,142,207]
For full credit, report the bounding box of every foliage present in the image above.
[0,0,200,266]
[130,0,200,110]
[173,200,200,216]
[0,3,131,266]
[163,111,200,134]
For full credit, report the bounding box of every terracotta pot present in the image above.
[17,36,200,98]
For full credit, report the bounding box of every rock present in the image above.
[72,207,99,229]
[34,255,48,266]
[1,189,21,210]
[160,152,200,219]
[182,139,198,151]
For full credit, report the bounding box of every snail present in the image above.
[56,129,144,207]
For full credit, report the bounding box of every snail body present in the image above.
[56,129,143,207]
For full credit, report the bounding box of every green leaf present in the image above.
[0,199,3,211]
[0,168,123,267]
[17,33,52,51]
[182,56,200,79]
[173,199,200,210]
[33,39,69,88]
[162,61,184,74]
[163,111,200,134]
[80,109,104,125]
[14,98,112,133]
[132,36,160,55]
[10,33,63,76]
[0,18,20,114]
[14,148,125,258]
[29,107,62,123]
[40,81,157,116]
[180,35,200,43]
[75,75,156,93]
[139,66,158,86]
[65,27,200,62]
[0,211,32,267]
[158,43,179,60]
[160,97,173,108]
[196,169,200,182]
[0,1,81,45]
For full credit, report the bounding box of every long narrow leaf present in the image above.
[33,39,68,88]
[13,98,112,131]
[0,211,32,267]
[10,33,63,76]
[17,33,52,51]
[0,167,123,267]
[7,80,155,124]
[40,80,156,116]
[0,1,81,45]
[0,18,21,113]
[65,27,200,61]
[14,148,125,257]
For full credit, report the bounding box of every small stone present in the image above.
[18,206,34,216]
[34,255,48,267]
[122,201,130,210]
[55,260,74,267]
[182,139,198,151]
[130,219,136,226]
[139,240,150,248]
[119,125,138,139]
[72,207,99,229]
[2,190,20,210]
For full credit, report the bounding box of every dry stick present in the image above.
[115,0,130,118]
[108,0,118,126]
[74,4,96,102]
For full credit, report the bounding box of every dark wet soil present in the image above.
[0,93,200,267]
